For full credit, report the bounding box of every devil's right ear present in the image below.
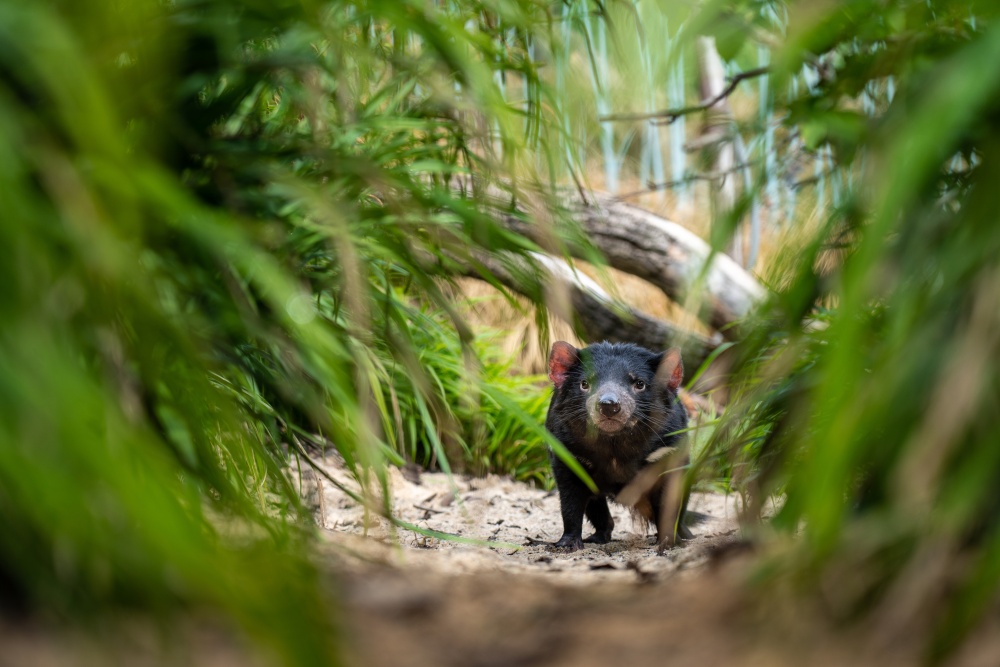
[548,341,580,388]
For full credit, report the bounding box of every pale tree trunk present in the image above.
[696,37,743,266]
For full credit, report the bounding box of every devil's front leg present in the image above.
[583,496,615,544]
[550,456,594,552]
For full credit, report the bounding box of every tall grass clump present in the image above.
[687,0,1000,659]
[0,0,578,661]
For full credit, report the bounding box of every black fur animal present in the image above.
[545,341,691,552]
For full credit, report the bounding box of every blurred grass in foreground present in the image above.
[9,0,1000,663]
[0,0,568,661]
[689,1,1000,660]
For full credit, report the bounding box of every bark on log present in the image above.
[502,193,766,337]
[476,253,722,372]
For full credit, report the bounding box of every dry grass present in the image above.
[448,278,580,375]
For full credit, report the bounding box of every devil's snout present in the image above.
[598,394,621,417]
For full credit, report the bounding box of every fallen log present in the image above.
[475,252,723,372]
[501,193,766,337]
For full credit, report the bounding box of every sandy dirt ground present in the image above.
[6,453,1000,667]
[304,451,747,583]
[300,453,1000,667]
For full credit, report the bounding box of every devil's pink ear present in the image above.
[655,348,684,392]
[548,341,579,388]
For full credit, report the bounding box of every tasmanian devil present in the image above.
[545,340,692,553]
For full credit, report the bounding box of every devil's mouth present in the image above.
[595,417,626,433]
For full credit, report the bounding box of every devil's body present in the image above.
[544,341,689,551]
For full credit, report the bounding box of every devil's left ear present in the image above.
[653,348,684,392]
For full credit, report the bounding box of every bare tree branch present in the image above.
[615,161,761,199]
[599,67,770,124]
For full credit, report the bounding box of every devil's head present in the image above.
[547,341,684,436]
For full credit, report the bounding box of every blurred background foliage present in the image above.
[5,0,1000,664]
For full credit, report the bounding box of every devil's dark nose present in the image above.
[598,395,621,417]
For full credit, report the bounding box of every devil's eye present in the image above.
[580,379,590,391]
[633,379,646,391]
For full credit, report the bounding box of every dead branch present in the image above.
[599,67,770,124]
